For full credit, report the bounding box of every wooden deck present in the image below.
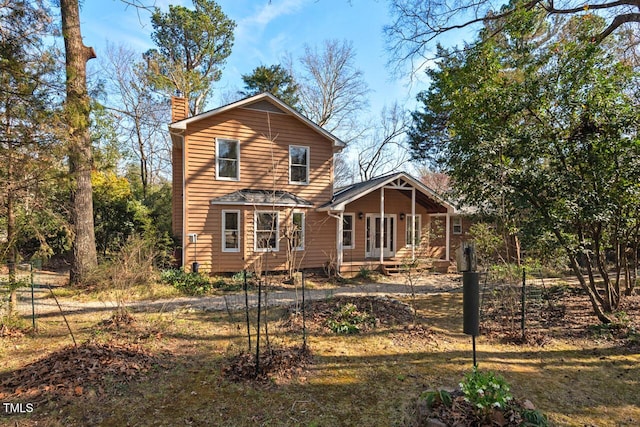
[340,258,452,277]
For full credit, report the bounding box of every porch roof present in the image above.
[318,172,454,213]
[210,189,314,207]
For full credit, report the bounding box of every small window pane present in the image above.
[453,217,462,234]
[290,146,308,184]
[292,212,304,250]
[256,212,278,251]
[217,139,239,179]
[225,231,238,249]
[406,215,421,247]
[343,214,354,248]
[218,140,237,159]
[290,147,307,164]
[223,211,239,251]
[219,159,237,179]
[291,166,307,183]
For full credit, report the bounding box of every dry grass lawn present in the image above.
[1,283,639,427]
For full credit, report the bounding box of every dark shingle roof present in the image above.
[210,189,314,207]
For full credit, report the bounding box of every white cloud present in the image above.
[236,0,308,43]
[244,0,307,27]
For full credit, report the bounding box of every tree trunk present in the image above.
[61,0,98,285]
[7,141,18,315]
[553,228,612,323]
[4,105,17,315]
[134,117,148,200]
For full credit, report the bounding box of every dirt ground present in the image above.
[1,273,639,426]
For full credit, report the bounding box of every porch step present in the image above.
[381,260,430,276]
[339,260,380,276]
[340,259,452,277]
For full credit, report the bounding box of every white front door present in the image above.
[365,214,396,258]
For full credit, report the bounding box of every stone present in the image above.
[426,418,447,427]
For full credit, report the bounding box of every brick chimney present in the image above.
[171,96,188,122]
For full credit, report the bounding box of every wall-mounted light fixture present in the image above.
[358,212,363,220]
[400,213,405,221]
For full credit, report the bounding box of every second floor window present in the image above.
[216,138,239,180]
[289,145,309,184]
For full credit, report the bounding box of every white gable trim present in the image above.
[169,93,346,150]
[319,172,455,213]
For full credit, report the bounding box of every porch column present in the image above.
[445,212,451,261]
[411,187,416,261]
[380,186,385,266]
[337,211,344,274]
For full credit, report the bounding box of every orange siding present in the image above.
[180,106,337,273]
[342,189,433,261]
[428,214,472,260]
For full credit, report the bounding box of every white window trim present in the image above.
[289,145,309,185]
[254,211,279,252]
[406,214,422,247]
[222,210,240,253]
[292,211,305,251]
[215,138,240,181]
[343,213,355,249]
[453,216,463,235]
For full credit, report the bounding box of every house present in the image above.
[169,93,470,275]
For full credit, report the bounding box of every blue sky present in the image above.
[80,0,428,115]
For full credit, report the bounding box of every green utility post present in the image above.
[459,242,479,367]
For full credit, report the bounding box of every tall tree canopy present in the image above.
[408,10,640,322]
[386,0,639,68]
[240,64,299,108]
[1,0,60,305]
[146,0,235,115]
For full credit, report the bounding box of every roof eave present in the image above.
[328,172,456,212]
[168,92,347,148]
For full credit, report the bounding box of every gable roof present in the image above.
[210,189,314,207]
[169,92,346,150]
[319,172,455,213]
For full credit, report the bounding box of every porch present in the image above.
[339,257,453,277]
[319,172,457,276]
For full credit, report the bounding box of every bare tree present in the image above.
[333,152,356,187]
[101,44,171,199]
[418,169,451,194]
[386,0,640,71]
[356,103,411,181]
[297,39,370,141]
